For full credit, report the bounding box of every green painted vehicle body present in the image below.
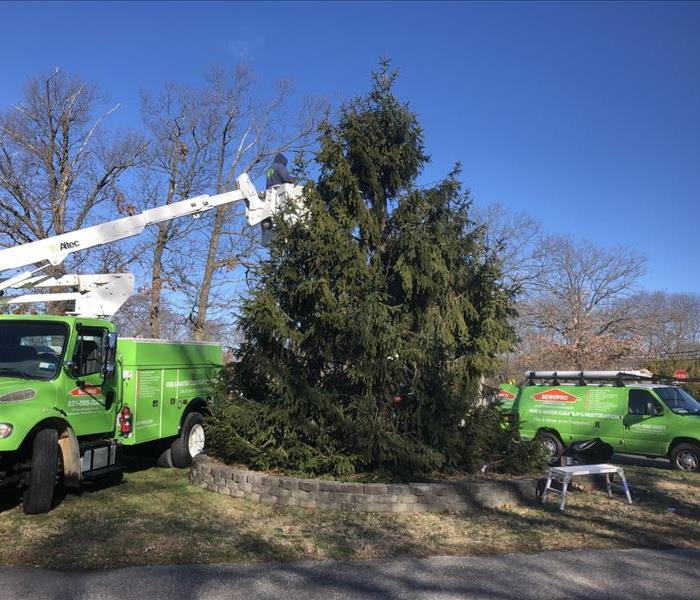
[496,384,519,413]
[117,338,221,445]
[0,315,222,480]
[500,382,700,459]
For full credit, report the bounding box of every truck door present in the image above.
[623,389,668,456]
[63,326,117,436]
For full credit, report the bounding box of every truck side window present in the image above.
[74,329,105,377]
[628,389,662,416]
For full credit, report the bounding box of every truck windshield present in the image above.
[655,387,700,415]
[0,321,68,381]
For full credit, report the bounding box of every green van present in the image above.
[499,371,700,471]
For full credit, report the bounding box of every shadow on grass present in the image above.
[3,456,700,572]
[0,444,167,515]
[0,487,21,513]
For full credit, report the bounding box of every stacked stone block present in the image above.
[190,455,538,513]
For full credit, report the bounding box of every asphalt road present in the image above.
[1,547,698,600]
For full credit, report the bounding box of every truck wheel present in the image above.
[23,428,59,515]
[538,431,564,461]
[171,412,205,468]
[156,446,174,468]
[670,443,700,472]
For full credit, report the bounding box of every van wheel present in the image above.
[670,443,700,472]
[171,412,205,468]
[23,428,59,515]
[538,431,564,461]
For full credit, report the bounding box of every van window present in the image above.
[655,387,700,415]
[628,390,663,416]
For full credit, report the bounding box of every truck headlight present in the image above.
[0,423,13,439]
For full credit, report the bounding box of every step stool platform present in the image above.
[541,463,633,511]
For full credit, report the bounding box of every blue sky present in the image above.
[1,1,699,293]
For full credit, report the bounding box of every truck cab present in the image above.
[0,315,118,451]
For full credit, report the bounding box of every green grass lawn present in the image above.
[0,462,699,570]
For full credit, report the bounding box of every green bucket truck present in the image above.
[0,315,221,513]
[0,174,306,513]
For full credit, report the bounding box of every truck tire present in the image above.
[156,446,174,468]
[23,428,59,515]
[171,412,205,468]
[538,431,564,461]
[670,442,700,472]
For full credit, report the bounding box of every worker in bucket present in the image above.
[266,153,297,189]
[261,153,296,244]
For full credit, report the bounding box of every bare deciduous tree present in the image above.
[137,66,324,341]
[515,236,647,369]
[624,291,700,359]
[183,67,323,340]
[139,82,218,337]
[473,203,546,294]
[0,69,147,312]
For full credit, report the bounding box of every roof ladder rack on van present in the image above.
[524,370,700,386]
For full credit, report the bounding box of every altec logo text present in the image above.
[49,240,80,254]
[532,388,580,403]
[60,240,79,251]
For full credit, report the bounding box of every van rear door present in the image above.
[584,387,624,451]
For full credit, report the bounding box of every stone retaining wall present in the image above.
[190,455,538,513]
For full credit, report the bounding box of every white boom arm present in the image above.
[0,174,262,279]
[0,173,305,316]
[4,274,135,317]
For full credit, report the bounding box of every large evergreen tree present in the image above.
[208,62,516,477]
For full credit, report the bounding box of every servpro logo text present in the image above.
[69,386,102,396]
[532,388,580,403]
[498,389,516,400]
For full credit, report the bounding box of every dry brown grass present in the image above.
[0,462,698,570]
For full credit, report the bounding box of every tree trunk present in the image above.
[192,206,226,341]
[148,163,178,338]
[46,263,70,316]
[148,224,169,338]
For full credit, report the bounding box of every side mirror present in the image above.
[102,332,118,380]
[64,360,79,379]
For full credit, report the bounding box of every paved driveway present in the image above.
[1,547,698,599]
